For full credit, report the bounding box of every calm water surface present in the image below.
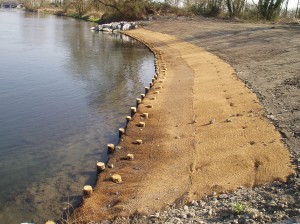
[0,9,154,223]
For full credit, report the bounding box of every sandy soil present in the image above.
[73,21,297,221]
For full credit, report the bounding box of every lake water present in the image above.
[0,9,154,223]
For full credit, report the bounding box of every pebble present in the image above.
[178,213,187,219]
[219,193,228,199]
[150,212,160,218]
[187,212,195,218]
[190,200,199,207]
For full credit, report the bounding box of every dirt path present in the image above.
[74,28,293,221]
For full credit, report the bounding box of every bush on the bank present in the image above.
[145,1,184,15]
[184,0,289,21]
[91,0,190,22]
[256,0,284,20]
[226,0,246,18]
[89,16,101,23]
[93,0,147,21]
[189,0,223,17]
[239,3,260,21]
[69,0,92,18]
[25,0,296,22]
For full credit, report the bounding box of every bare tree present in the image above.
[95,0,122,13]
[94,0,147,20]
[226,0,246,17]
[253,0,285,20]
[283,0,289,17]
[73,0,91,17]
[188,0,224,17]
[296,0,300,17]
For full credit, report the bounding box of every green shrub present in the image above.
[232,202,246,215]
[88,16,101,22]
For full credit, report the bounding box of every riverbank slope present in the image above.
[71,24,295,222]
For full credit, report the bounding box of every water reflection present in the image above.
[0,10,154,223]
[66,33,148,110]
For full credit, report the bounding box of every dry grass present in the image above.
[62,204,96,224]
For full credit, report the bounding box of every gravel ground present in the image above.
[108,176,299,223]
[97,174,299,223]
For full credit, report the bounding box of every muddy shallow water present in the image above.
[0,9,154,223]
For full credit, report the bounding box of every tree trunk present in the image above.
[283,0,289,17]
[296,0,300,17]
[226,0,245,17]
[257,0,284,20]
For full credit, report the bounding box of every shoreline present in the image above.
[70,27,294,222]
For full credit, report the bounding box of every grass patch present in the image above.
[232,202,246,215]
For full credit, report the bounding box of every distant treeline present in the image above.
[23,0,300,22]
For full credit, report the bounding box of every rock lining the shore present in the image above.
[91,22,138,32]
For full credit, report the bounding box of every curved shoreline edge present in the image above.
[71,28,294,222]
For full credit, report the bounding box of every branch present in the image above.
[97,0,122,13]
[251,0,258,8]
